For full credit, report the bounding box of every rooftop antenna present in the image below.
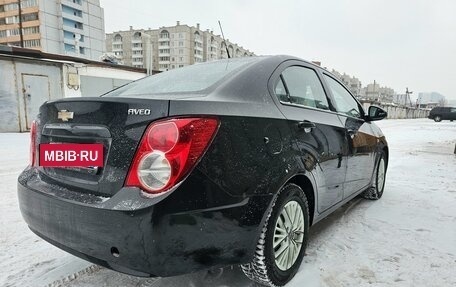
[218,20,231,58]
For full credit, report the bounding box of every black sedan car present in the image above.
[18,55,388,286]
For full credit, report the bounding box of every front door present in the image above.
[323,74,377,198]
[22,74,50,130]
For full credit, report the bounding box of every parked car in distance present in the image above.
[428,106,456,122]
[18,55,389,287]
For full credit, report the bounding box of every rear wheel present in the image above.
[241,184,309,286]
[434,115,442,122]
[361,151,387,200]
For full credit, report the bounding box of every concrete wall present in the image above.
[362,102,430,119]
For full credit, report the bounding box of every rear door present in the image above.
[322,74,378,198]
[270,61,348,213]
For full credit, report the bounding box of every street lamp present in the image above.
[139,32,153,76]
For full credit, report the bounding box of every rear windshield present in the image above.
[104,57,257,97]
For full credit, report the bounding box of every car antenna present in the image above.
[218,20,231,58]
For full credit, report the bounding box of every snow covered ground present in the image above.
[1,119,455,287]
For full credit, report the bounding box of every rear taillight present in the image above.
[125,117,219,195]
[30,120,38,166]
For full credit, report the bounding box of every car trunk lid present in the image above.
[36,97,169,197]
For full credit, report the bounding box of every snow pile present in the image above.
[1,119,455,287]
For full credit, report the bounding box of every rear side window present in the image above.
[276,66,329,110]
[104,57,257,97]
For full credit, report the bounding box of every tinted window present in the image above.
[324,75,361,118]
[104,57,257,97]
[451,108,456,113]
[277,66,329,110]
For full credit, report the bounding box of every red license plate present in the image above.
[39,143,104,167]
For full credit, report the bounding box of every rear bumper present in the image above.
[17,168,272,277]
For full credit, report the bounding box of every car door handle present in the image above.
[298,121,316,132]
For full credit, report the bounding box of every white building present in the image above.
[360,81,395,103]
[0,0,105,60]
[331,69,362,97]
[417,92,446,106]
[106,22,254,71]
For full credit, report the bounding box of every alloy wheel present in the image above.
[273,200,304,271]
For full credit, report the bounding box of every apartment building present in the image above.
[361,81,395,103]
[105,21,255,71]
[0,0,105,60]
[331,69,362,97]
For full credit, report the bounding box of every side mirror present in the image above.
[366,106,387,121]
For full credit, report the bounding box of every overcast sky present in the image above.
[99,0,456,101]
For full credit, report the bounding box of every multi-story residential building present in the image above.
[360,81,395,103]
[0,0,105,60]
[105,21,255,71]
[331,69,362,97]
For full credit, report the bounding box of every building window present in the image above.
[159,49,170,54]
[79,47,85,54]
[21,13,39,22]
[21,0,38,8]
[132,32,142,41]
[5,16,19,24]
[23,39,41,48]
[0,30,6,38]
[112,44,122,50]
[3,3,19,11]
[179,41,183,47]
[132,43,142,48]
[159,56,170,61]
[22,26,40,35]
[113,34,122,42]
[8,28,21,36]
[160,30,169,39]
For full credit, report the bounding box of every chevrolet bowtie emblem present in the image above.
[58,110,74,121]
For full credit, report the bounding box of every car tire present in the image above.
[361,151,387,200]
[241,183,310,287]
[434,116,442,122]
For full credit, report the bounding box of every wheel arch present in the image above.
[286,174,316,226]
[382,145,389,169]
